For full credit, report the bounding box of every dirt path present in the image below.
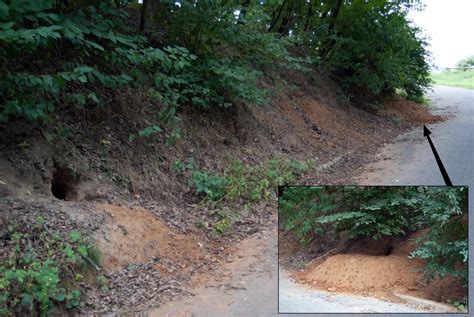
[148,218,278,317]
[149,223,438,316]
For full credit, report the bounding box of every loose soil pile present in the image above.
[379,97,443,124]
[93,203,203,272]
[294,233,465,303]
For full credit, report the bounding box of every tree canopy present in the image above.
[1,0,431,132]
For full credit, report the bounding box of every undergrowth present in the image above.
[1,0,431,139]
[174,158,314,204]
[173,158,314,234]
[0,216,99,315]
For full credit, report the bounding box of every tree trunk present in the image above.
[268,0,287,32]
[237,0,251,25]
[303,0,314,32]
[321,0,344,63]
[138,0,149,34]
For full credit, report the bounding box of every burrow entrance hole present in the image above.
[381,245,394,256]
[51,167,78,201]
[347,236,396,256]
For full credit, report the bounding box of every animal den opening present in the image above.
[347,235,396,256]
[51,167,78,201]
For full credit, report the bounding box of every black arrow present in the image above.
[423,125,453,186]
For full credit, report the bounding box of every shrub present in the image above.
[183,158,315,203]
[322,1,431,101]
[455,55,474,68]
[0,216,99,315]
[0,0,159,137]
[409,187,468,287]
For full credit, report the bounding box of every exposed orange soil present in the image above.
[92,203,204,272]
[380,97,443,123]
[295,233,465,303]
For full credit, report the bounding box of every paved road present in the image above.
[355,85,473,186]
[353,85,474,316]
[147,86,473,316]
[278,270,426,313]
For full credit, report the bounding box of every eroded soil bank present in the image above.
[0,73,441,313]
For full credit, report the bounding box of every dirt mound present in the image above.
[297,253,424,293]
[93,203,203,272]
[295,232,465,303]
[379,97,443,123]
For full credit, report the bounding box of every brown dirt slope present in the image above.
[295,232,465,304]
[0,72,440,206]
[380,97,442,123]
[0,72,441,312]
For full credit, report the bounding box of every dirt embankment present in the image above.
[0,71,441,312]
[291,231,465,304]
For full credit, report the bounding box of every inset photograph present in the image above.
[278,186,468,313]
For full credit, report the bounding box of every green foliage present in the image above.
[129,125,163,142]
[0,0,209,138]
[279,186,467,285]
[1,1,134,121]
[180,158,314,203]
[96,274,109,293]
[1,0,432,135]
[0,0,304,127]
[0,216,99,315]
[173,157,313,235]
[455,55,474,68]
[279,186,337,246]
[223,159,315,202]
[280,187,425,242]
[212,217,230,235]
[154,1,312,108]
[321,1,430,101]
[408,187,468,286]
[188,170,228,201]
[447,298,466,311]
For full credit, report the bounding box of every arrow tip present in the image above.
[423,125,431,137]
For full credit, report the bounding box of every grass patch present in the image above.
[431,70,474,89]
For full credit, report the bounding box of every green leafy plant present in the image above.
[181,158,314,203]
[212,218,230,234]
[408,187,468,287]
[1,0,432,140]
[188,170,228,201]
[128,125,163,142]
[0,216,100,315]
